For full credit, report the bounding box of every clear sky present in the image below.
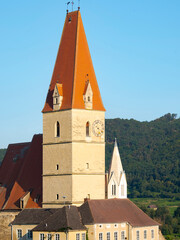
[0,0,179,148]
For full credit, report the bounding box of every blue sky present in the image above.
[0,0,179,148]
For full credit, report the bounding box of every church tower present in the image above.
[107,139,127,199]
[42,11,105,208]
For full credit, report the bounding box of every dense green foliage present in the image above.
[0,149,6,165]
[106,113,180,199]
[138,204,180,240]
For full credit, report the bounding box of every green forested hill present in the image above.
[106,113,180,199]
[0,113,179,199]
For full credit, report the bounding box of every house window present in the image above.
[114,232,118,240]
[82,233,86,240]
[136,231,140,240]
[144,230,147,239]
[88,96,91,102]
[56,98,58,104]
[56,121,60,137]
[56,194,59,200]
[40,234,44,240]
[107,232,110,240]
[56,164,59,170]
[27,230,32,239]
[151,230,154,239]
[99,233,103,240]
[48,234,52,240]
[17,229,22,239]
[55,234,60,240]
[76,233,80,240]
[86,121,90,137]
[121,231,125,240]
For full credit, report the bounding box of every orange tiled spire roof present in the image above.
[42,11,105,112]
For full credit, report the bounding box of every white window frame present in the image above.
[114,232,118,240]
[40,233,44,240]
[121,231,125,240]
[17,229,22,239]
[76,233,80,240]
[144,230,147,239]
[107,232,110,240]
[55,234,60,240]
[82,233,86,240]
[151,230,154,239]
[48,233,52,240]
[99,233,103,240]
[136,231,140,240]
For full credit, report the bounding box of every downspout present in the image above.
[66,230,68,240]
[11,224,13,240]
[127,223,131,240]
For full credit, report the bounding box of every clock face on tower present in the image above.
[92,120,104,137]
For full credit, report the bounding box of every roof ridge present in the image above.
[71,11,79,107]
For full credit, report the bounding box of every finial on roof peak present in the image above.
[114,138,118,147]
[78,0,80,10]
[66,2,70,14]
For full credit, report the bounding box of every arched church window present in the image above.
[112,182,116,196]
[86,121,90,137]
[56,121,60,137]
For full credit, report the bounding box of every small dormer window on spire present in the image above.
[53,83,63,111]
[83,80,93,110]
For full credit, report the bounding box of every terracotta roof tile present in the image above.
[12,208,58,225]
[79,199,160,227]
[42,11,105,112]
[0,134,42,210]
[33,206,86,232]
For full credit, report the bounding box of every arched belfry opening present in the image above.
[86,121,90,137]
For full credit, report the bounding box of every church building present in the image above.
[0,8,162,240]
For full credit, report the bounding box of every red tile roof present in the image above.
[0,134,42,210]
[79,199,160,227]
[42,11,105,113]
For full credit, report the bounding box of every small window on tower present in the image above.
[56,164,59,170]
[88,96,91,102]
[56,194,59,200]
[86,163,89,169]
[56,122,60,137]
[56,98,58,104]
[86,121,90,137]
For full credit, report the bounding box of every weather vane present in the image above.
[78,0,80,10]
[66,1,70,14]
[71,1,74,11]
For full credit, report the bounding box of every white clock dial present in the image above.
[92,120,104,137]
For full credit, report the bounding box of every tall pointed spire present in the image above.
[42,11,105,113]
[109,139,123,181]
[107,139,127,199]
